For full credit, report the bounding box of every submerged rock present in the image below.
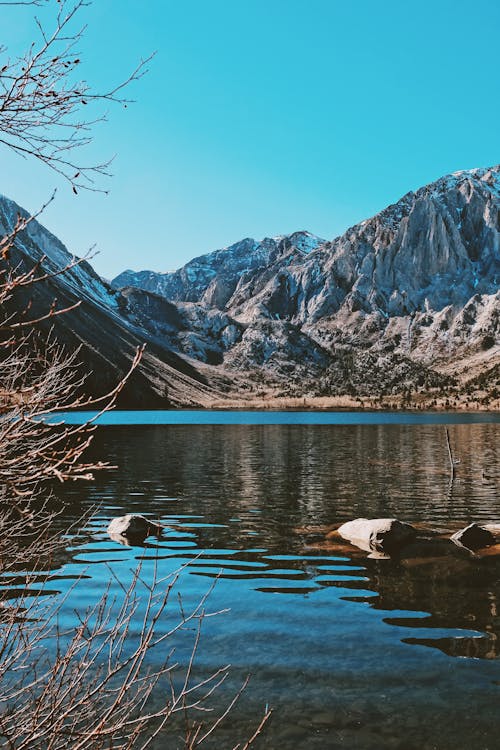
[107,514,163,540]
[450,523,495,551]
[337,518,416,553]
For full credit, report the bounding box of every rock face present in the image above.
[3,164,499,406]
[112,232,323,307]
[113,165,500,401]
[450,523,495,551]
[337,518,417,553]
[0,194,217,408]
[107,514,163,539]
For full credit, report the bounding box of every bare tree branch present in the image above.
[0,214,270,746]
[0,0,154,192]
[0,3,269,746]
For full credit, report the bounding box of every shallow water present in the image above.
[14,414,500,748]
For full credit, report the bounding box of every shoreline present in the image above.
[201,394,500,412]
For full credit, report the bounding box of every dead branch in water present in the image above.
[444,427,456,481]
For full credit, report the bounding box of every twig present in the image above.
[444,426,456,480]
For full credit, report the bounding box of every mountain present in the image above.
[113,166,500,406]
[0,195,219,407]
[113,231,324,309]
[2,164,498,410]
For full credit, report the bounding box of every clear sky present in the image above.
[1,0,499,278]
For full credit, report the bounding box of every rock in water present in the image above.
[450,523,495,551]
[337,518,416,553]
[107,514,163,539]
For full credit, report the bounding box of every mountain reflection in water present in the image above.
[54,421,500,652]
[13,418,500,749]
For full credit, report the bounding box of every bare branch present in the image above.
[0,4,268,747]
[0,0,154,191]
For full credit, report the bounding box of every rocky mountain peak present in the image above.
[114,164,498,403]
[3,164,497,408]
[111,230,326,309]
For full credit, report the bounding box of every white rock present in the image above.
[107,514,162,539]
[337,518,416,553]
[450,523,495,551]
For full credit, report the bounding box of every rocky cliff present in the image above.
[113,166,500,405]
[113,231,323,308]
[2,164,498,409]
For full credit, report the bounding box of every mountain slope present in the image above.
[112,231,324,308]
[114,166,500,405]
[2,164,498,410]
[0,195,220,407]
[202,166,497,325]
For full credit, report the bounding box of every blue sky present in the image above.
[1,0,499,278]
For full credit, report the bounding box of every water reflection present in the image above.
[9,420,500,749]
[315,537,500,659]
[56,422,498,655]
[120,527,500,660]
[79,422,500,529]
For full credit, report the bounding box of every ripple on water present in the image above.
[12,419,500,750]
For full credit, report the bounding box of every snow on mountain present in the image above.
[112,231,325,308]
[117,165,499,400]
[3,163,499,405]
[0,194,121,312]
[0,194,216,407]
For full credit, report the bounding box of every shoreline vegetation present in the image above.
[204,396,500,411]
[59,400,500,414]
[56,393,500,413]
[197,391,500,412]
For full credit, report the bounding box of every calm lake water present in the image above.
[23,412,500,748]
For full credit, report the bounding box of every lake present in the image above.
[21,412,500,748]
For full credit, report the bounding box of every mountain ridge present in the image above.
[112,230,324,309]
[112,165,500,317]
[0,194,220,407]
[1,164,499,408]
[113,164,500,406]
